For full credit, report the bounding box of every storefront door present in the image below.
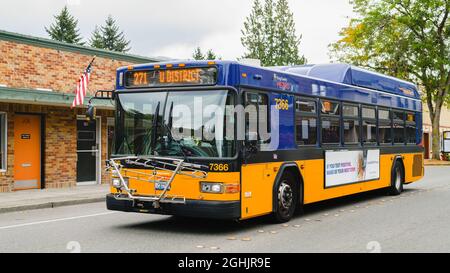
[76,118,99,184]
[14,115,41,190]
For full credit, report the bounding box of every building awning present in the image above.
[0,86,115,110]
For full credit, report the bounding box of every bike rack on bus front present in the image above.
[108,156,208,208]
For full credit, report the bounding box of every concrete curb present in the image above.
[0,196,105,214]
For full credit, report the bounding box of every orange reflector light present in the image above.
[207,61,216,65]
[166,64,173,68]
[242,73,247,78]
[154,64,160,69]
[178,63,186,67]
[127,65,134,70]
[225,184,240,194]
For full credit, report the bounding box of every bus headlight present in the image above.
[112,177,128,189]
[112,178,121,188]
[200,182,223,194]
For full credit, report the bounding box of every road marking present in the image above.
[0,211,116,230]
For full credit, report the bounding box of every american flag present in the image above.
[71,57,95,108]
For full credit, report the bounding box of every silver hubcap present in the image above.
[278,182,293,211]
[395,170,402,190]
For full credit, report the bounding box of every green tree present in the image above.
[241,0,266,63]
[192,47,205,60]
[45,6,84,45]
[89,15,131,53]
[329,0,450,160]
[273,0,306,65]
[192,47,221,60]
[241,0,306,66]
[206,49,220,60]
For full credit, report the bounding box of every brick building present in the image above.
[0,30,161,192]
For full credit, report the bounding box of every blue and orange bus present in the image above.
[91,61,424,222]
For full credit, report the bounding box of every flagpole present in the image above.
[87,55,96,70]
[85,55,96,96]
[71,56,96,109]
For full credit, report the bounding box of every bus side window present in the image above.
[406,112,416,144]
[362,106,377,145]
[343,103,360,145]
[393,110,406,144]
[245,92,271,144]
[320,99,340,145]
[295,97,317,145]
[378,108,392,144]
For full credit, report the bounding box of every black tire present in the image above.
[272,172,298,223]
[388,161,404,195]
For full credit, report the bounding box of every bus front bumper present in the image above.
[106,194,241,220]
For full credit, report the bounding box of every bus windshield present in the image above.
[114,90,236,158]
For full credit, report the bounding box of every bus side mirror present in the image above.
[86,103,96,122]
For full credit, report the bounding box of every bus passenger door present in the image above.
[240,92,276,219]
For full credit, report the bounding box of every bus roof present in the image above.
[116,61,421,101]
[273,63,420,99]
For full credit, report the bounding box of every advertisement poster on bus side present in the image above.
[325,149,380,188]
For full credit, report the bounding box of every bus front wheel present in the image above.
[272,172,298,223]
[389,161,404,195]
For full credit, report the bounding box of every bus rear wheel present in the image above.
[388,161,404,195]
[273,172,298,223]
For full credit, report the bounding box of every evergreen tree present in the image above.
[241,0,266,62]
[262,0,276,65]
[89,15,131,53]
[192,47,221,60]
[273,0,306,65]
[241,0,306,66]
[206,49,220,60]
[90,26,103,49]
[192,47,205,60]
[45,6,84,45]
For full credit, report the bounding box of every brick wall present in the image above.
[0,35,153,192]
[0,40,138,95]
[0,103,115,192]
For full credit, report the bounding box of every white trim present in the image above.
[96,116,102,185]
[0,112,7,172]
[76,181,97,186]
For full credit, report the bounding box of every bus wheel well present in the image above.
[393,156,405,182]
[273,164,304,211]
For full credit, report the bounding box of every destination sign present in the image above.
[125,67,217,88]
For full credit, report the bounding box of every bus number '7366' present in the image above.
[274,98,289,110]
[209,163,230,172]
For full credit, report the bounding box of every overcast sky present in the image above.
[0,0,354,63]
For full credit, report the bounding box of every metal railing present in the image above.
[108,156,208,208]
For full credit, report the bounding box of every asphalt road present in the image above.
[0,166,449,253]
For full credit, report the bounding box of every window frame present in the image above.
[243,90,272,145]
[342,103,361,146]
[378,107,392,145]
[295,96,318,146]
[405,111,417,145]
[361,105,377,146]
[392,110,406,145]
[320,99,341,146]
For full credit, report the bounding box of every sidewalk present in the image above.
[0,184,109,214]
[424,159,450,166]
